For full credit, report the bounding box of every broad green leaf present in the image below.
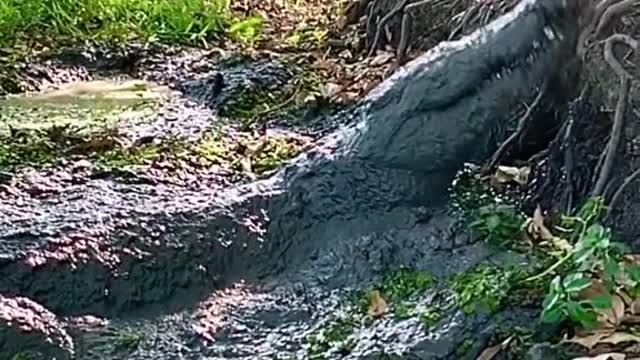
[542,293,561,311]
[550,276,563,293]
[627,264,640,282]
[584,294,613,309]
[541,305,564,323]
[567,301,597,325]
[563,273,591,293]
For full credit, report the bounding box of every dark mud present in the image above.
[0,1,618,359]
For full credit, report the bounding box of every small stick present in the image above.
[591,142,609,186]
[483,86,545,173]
[365,0,379,48]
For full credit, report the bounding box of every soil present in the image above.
[1,2,640,360]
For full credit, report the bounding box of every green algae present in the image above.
[304,316,358,359]
[0,100,157,170]
[113,328,145,353]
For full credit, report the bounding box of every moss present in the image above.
[252,136,305,174]
[451,264,516,315]
[353,267,436,322]
[113,329,144,353]
[379,267,434,303]
[221,64,322,126]
[11,353,31,360]
[420,306,443,327]
[455,338,475,358]
[304,316,358,359]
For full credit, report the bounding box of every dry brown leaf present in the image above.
[623,314,640,324]
[597,294,627,327]
[573,353,626,360]
[564,329,615,349]
[476,336,513,360]
[531,205,554,241]
[600,332,640,345]
[494,165,530,186]
[367,290,388,318]
[369,51,394,67]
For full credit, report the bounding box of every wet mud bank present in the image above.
[0,0,620,359]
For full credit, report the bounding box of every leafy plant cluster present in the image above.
[468,194,640,330]
[537,198,638,329]
[451,264,516,314]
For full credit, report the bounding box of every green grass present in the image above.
[0,0,232,48]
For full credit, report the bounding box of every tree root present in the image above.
[591,34,637,197]
[394,0,435,69]
[364,0,511,68]
[482,85,546,174]
[578,0,637,59]
[606,167,640,221]
[367,0,408,57]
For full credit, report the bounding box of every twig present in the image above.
[448,3,481,40]
[368,0,408,57]
[561,117,576,212]
[365,0,380,48]
[591,142,609,186]
[483,86,545,173]
[606,167,640,221]
[591,34,637,196]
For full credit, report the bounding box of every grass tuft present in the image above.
[0,0,231,47]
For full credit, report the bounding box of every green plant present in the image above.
[470,204,525,247]
[11,353,31,360]
[0,0,230,48]
[228,15,264,44]
[541,272,612,328]
[530,197,639,329]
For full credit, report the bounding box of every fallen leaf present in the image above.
[476,336,513,360]
[367,290,388,318]
[494,165,530,186]
[369,51,394,66]
[530,205,554,241]
[599,332,640,345]
[597,294,626,327]
[563,329,615,349]
[572,353,626,360]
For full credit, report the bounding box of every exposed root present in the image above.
[368,0,408,57]
[561,116,576,212]
[482,86,546,174]
[591,34,637,197]
[364,0,515,67]
[594,0,637,40]
[578,0,637,59]
[606,166,640,221]
[394,0,435,69]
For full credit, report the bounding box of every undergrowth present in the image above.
[0,0,262,48]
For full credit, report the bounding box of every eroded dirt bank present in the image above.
[2,0,640,359]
